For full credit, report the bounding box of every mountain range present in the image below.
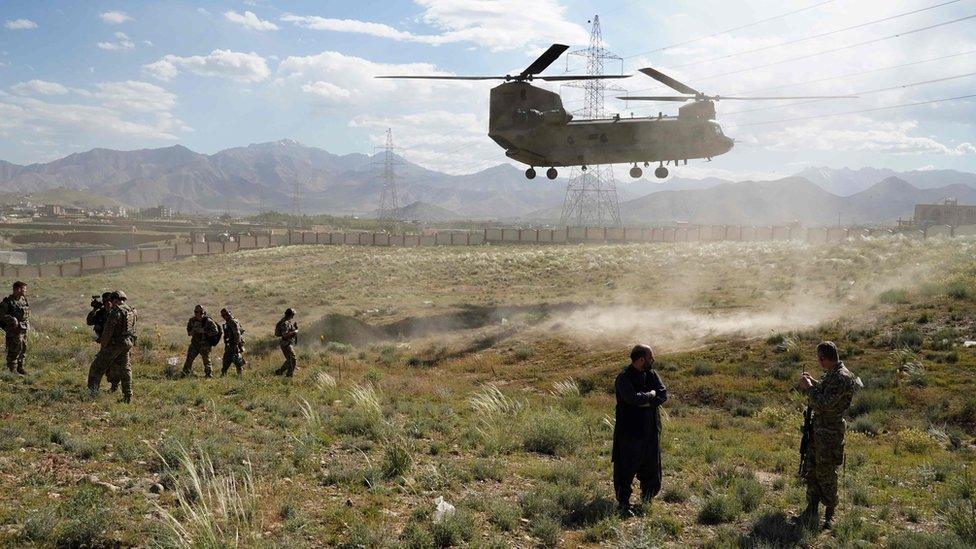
[0,141,973,225]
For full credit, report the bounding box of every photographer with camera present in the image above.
[85,292,116,394]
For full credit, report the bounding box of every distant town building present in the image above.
[37,204,65,217]
[914,198,976,227]
[139,205,173,219]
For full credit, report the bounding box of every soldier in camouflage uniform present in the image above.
[182,304,220,378]
[797,341,858,530]
[0,281,30,374]
[86,292,119,392]
[98,291,137,403]
[273,308,299,377]
[219,308,246,377]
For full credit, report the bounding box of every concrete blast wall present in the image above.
[7,222,963,279]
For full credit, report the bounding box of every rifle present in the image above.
[798,405,812,476]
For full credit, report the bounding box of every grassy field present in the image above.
[2,237,976,547]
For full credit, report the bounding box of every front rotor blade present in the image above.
[615,95,692,101]
[639,68,700,95]
[520,44,570,78]
[375,75,505,80]
[713,95,859,100]
[539,74,632,81]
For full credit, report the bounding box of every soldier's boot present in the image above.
[119,394,131,404]
[6,362,14,373]
[109,382,119,392]
[274,365,286,375]
[822,507,835,530]
[15,365,25,375]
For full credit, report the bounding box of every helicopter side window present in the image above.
[712,126,723,136]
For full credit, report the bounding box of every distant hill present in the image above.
[0,142,974,223]
[390,201,460,222]
[616,176,976,226]
[796,166,976,196]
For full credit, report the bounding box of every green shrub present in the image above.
[732,476,764,513]
[851,415,880,435]
[945,280,974,300]
[878,288,910,304]
[887,531,968,549]
[430,510,475,547]
[521,409,581,456]
[582,516,617,543]
[487,501,520,532]
[697,494,740,525]
[19,509,55,544]
[742,511,807,547]
[692,362,715,376]
[51,485,111,548]
[661,484,690,503]
[529,516,561,548]
[850,389,899,417]
[520,481,615,528]
[380,440,412,480]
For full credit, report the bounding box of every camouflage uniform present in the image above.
[802,362,857,521]
[98,301,137,402]
[183,313,220,377]
[274,316,298,377]
[221,316,246,377]
[86,300,118,391]
[0,294,29,373]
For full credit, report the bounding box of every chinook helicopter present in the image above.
[379,44,854,180]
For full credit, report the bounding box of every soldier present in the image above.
[182,304,220,378]
[612,344,668,517]
[98,291,137,403]
[797,341,858,530]
[273,308,299,377]
[0,281,30,374]
[86,292,120,392]
[85,293,114,395]
[219,308,246,377]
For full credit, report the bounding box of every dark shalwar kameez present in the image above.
[612,364,667,507]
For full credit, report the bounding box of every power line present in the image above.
[729,93,976,128]
[625,13,976,95]
[723,71,976,116]
[733,48,976,95]
[669,0,962,69]
[622,0,835,59]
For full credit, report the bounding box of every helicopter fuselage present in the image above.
[487,82,733,169]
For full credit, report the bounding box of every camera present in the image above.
[90,296,103,309]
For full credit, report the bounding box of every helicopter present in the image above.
[378,44,855,180]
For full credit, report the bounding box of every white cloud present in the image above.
[99,11,133,25]
[93,81,176,112]
[756,117,976,157]
[11,80,69,96]
[224,10,278,31]
[282,0,589,51]
[143,50,270,82]
[0,90,189,144]
[5,19,37,30]
[277,50,468,105]
[97,31,135,51]
[301,81,351,101]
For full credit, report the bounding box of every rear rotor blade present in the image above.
[639,68,700,95]
[616,95,693,101]
[711,94,859,100]
[540,74,632,81]
[520,44,570,78]
[376,75,505,80]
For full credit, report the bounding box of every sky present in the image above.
[0,0,973,181]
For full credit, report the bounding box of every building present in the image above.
[139,205,173,219]
[914,198,976,227]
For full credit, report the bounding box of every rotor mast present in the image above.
[560,15,622,228]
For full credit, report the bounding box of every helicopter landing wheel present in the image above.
[654,166,668,179]
[629,165,643,179]
[525,167,537,180]
[546,167,558,180]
